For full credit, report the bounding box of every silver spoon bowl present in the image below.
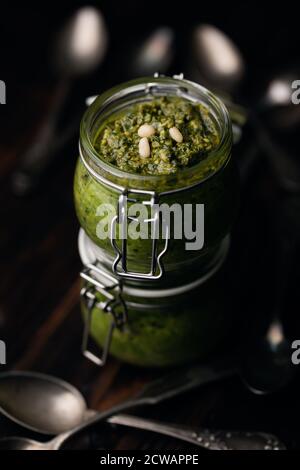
[0,367,287,450]
[0,368,286,450]
[0,360,235,436]
[0,371,87,435]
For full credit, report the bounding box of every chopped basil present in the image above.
[94,96,220,175]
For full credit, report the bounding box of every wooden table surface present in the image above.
[0,87,300,451]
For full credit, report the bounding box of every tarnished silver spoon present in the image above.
[0,363,235,436]
[12,6,108,195]
[0,419,285,451]
[0,371,87,435]
[0,361,235,447]
[0,368,285,450]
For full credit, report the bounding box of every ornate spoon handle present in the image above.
[108,414,286,450]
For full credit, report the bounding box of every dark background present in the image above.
[0,1,300,450]
[1,2,300,98]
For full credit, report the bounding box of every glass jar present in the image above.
[74,76,239,280]
[78,229,232,367]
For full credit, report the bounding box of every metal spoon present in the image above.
[191,24,245,95]
[191,23,300,191]
[191,26,300,370]
[0,366,286,449]
[12,6,108,195]
[130,27,174,77]
[0,359,235,436]
[241,320,293,395]
[0,416,285,451]
[108,414,286,450]
[241,197,298,394]
[0,371,87,435]
[260,73,300,131]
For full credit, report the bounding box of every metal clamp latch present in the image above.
[80,263,128,366]
[111,189,169,281]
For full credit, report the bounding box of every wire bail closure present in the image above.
[80,263,128,366]
[80,73,193,282]
[111,189,169,280]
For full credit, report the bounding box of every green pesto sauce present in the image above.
[93,96,220,176]
[82,269,230,367]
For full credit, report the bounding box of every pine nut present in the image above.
[139,137,151,158]
[138,124,155,138]
[169,126,183,143]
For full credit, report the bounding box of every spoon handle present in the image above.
[108,414,286,450]
[51,358,236,449]
[133,357,236,405]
